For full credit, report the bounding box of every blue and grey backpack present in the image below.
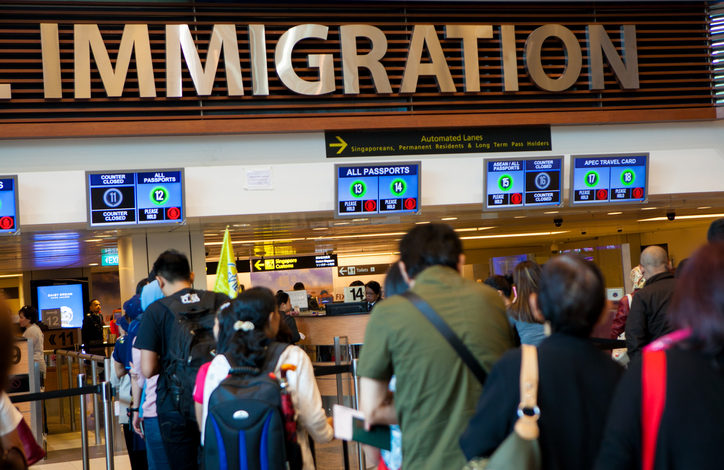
[203,341,302,470]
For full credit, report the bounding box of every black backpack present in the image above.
[203,342,302,470]
[162,289,220,421]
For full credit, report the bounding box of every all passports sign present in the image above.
[86,169,185,228]
[325,126,551,158]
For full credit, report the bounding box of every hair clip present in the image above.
[234,320,255,332]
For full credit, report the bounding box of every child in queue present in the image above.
[193,287,333,470]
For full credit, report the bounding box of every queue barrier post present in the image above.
[352,359,365,470]
[102,381,115,470]
[66,355,76,431]
[77,374,90,470]
[91,360,101,445]
[56,354,65,425]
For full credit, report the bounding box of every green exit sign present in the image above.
[101,247,119,266]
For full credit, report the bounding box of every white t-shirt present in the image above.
[22,324,46,375]
[198,344,333,470]
[0,392,23,436]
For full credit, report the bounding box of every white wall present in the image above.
[1,120,722,226]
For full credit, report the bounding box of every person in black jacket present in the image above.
[275,290,301,344]
[595,242,724,470]
[82,298,105,355]
[460,255,623,470]
[625,245,675,359]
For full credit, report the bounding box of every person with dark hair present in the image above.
[483,275,513,308]
[349,280,364,287]
[293,282,305,291]
[508,260,546,345]
[135,249,229,470]
[461,255,623,470]
[358,223,513,470]
[365,280,382,311]
[626,245,675,359]
[193,287,333,470]
[82,298,105,355]
[383,263,408,298]
[275,290,301,344]
[18,305,45,383]
[292,282,319,310]
[595,242,724,470]
[707,217,724,242]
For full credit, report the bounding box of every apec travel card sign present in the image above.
[571,154,648,205]
[87,169,185,227]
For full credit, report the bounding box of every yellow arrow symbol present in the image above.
[329,136,348,154]
[254,259,264,271]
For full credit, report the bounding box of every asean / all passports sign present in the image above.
[87,169,185,227]
[485,157,563,210]
[335,162,420,217]
[571,154,648,205]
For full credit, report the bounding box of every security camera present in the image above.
[617,227,623,233]
[666,211,676,221]
[553,218,563,228]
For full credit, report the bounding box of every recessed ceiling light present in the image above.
[543,211,559,215]
[641,207,657,211]
[454,227,478,232]
[415,221,430,224]
[88,263,99,266]
[441,217,458,221]
[608,212,623,215]
[514,215,527,219]
[312,227,328,231]
[85,239,102,243]
[698,206,712,210]
[334,222,350,226]
[460,230,569,240]
[352,218,368,222]
[638,213,724,222]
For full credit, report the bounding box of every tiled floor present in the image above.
[38,398,364,470]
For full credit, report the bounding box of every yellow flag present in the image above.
[214,227,238,299]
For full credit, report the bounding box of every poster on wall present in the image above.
[249,268,334,299]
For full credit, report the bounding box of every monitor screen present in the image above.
[484,157,563,209]
[335,162,420,217]
[36,283,85,328]
[0,175,19,234]
[87,169,185,227]
[490,254,531,276]
[570,154,648,205]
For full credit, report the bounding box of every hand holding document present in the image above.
[333,404,391,450]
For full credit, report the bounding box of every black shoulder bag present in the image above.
[401,291,488,385]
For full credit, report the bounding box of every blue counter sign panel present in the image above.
[484,157,563,209]
[335,163,420,217]
[87,169,185,227]
[571,154,648,205]
[0,175,19,234]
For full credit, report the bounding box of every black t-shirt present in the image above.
[134,287,229,414]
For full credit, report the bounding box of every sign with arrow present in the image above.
[251,254,337,272]
[325,126,551,158]
[338,264,390,277]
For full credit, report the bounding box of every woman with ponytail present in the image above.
[193,287,333,470]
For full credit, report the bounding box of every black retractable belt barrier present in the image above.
[589,337,627,350]
[313,364,353,377]
[9,384,101,404]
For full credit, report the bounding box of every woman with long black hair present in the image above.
[194,287,332,470]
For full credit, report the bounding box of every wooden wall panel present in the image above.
[0,1,716,138]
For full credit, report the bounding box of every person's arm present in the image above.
[141,349,159,378]
[286,348,333,443]
[0,392,24,460]
[459,352,519,460]
[131,376,144,437]
[114,359,126,379]
[625,294,647,360]
[283,314,301,344]
[359,377,390,428]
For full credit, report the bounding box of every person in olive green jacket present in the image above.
[357,223,514,470]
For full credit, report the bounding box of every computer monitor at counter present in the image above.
[324,301,368,316]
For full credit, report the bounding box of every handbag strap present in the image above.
[401,291,487,385]
[514,345,540,440]
[642,349,667,470]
